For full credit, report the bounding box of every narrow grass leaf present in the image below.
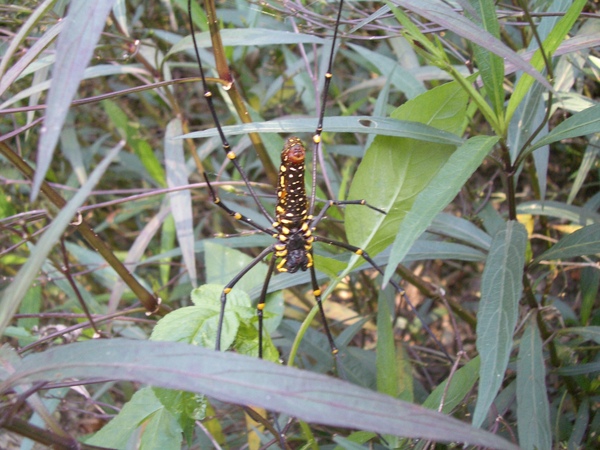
[181,116,463,146]
[2,339,519,450]
[0,21,63,97]
[0,0,57,81]
[0,142,123,335]
[376,292,398,398]
[506,0,587,123]
[532,223,600,265]
[429,213,492,251]
[466,0,505,117]
[393,0,548,89]
[517,317,551,450]
[560,326,600,344]
[530,103,600,151]
[165,118,197,287]
[517,200,600,225]
[33,0,117,199]
[473,221,527,428]
[423,357,480,414]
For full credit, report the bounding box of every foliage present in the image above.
[1,0,599,449]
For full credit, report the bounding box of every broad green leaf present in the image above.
[532,223,600,265]
[181,116,463,146]
[165,118,196,287]
[0,142,123,335]
[32,0,118,199]
[87,387,182,450]
[423,357,480,414]
[346,80,469,261]
[103,100,166,187]
[473,221,527,428]
[506,0,587,123]
[382,135,497,284]
[2,339,519,450]
[204,241,267,294]
[530,103,600,151]
[517,317,551,450]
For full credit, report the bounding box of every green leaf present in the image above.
[87,387,182,450]
[103,99,166,187]
[32,0,118,199]
[473,221,528,428]
[3,339,519,450]
[506,0,587,123]
[165,118,196,286]
[517,317,551,450]
[170,28,324,58]
[346,80,470,262]
[382,135,497,284]
[560,326,600,344]
[466,0,505,117]
[530,103,600,151]
[517,200,600,225]
[181,116,463,146]
[531,224,600,265]
[0,142,123,335]
[376,291,399,398]
[423,357,480,414]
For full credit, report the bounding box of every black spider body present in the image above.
[273,137,314,274]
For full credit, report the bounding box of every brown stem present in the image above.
[0,141,168,316]
[202,0,277,184]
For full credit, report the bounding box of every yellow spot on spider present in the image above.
[224,288,232,294]
[332,348,339,355]
[355,249,364,255]
[204,92,212,98]
[313,289,321,296]
[313,135,321,144]
[325,72,332,79]
[277,259,288,272]
[257,303,265,311]
[227,151,236,160]
[234,212,242,220]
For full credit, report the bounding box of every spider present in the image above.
[186,0,449,363]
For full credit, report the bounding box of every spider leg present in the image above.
[216,245,276,351]
[204,173,276,236]
[313,235,453,362]
[188,0,275,224]
[258,254,278,359]
[311,199,386,227]
[308,249,339,356]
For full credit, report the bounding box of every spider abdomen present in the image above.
[275,137,309,227]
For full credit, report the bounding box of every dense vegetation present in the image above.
[1,0,598,449]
